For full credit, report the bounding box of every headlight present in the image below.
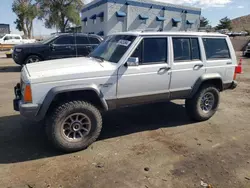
[15,48,23,52]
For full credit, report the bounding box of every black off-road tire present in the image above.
[24,55,42,64]
[46,101,102,153]
[185,86,220,121]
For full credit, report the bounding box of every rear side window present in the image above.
[173,37,201,61]
[203,38,230,59]
[89,37,100,44]
[14,36,21,40]
[191,38,200,60]
[173,38,191,61]
[76,36,89,44]
[54,36,74,45]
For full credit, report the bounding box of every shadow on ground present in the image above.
[0,66,21,72]
[0,102,193,164]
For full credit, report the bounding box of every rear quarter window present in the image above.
[203,38,230,59]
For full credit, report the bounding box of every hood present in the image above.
[26,57,116,83]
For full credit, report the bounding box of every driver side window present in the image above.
[4,36,12,41]
[131,38,168,64]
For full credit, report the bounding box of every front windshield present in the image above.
[40,35,58,44]
[0,34,4,39]
[89,35,136,63]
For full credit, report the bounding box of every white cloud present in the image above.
[153,0,232,8]
[237,5,244,9]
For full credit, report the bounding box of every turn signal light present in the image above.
[24,85,32,103]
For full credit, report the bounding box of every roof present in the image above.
[111,31,228,37]
[51,33,103,39]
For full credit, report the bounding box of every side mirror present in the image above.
[49,43,55,50]
[126,57,139,66]
[3,37,8,41]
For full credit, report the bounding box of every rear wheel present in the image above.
[46,101,102,152]
[24,55,42,64]
[185,86,220,121]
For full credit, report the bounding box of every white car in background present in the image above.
[0,34,36,45]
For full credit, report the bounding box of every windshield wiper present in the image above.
[90,56,105,62]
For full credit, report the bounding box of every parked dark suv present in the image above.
[12,33,103,65]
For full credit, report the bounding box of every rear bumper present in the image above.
[223,81,238,90]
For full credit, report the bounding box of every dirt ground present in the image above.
[0,52,250,188]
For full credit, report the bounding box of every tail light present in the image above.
[234,58,243,80]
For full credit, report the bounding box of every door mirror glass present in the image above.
[126,57,139,66]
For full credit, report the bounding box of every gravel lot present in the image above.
[0,52,250,188]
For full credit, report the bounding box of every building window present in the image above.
[97,12,104,22]
[172,18,181,27]
[172,22,178,27]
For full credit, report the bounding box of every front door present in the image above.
[169,37,206,98]
[117,37,171,106]
[50,35,76,59]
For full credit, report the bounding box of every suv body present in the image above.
[13,31,238,152]
[12,33,103,65]
[243,43,250,57]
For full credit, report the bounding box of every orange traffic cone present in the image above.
[235,58,243,74]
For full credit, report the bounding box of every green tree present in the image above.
[36,0,83,33]
[200,16,209,27]
[12,0,38,38]
[215,17,232,30]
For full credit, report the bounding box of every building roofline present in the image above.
[81,0,201,15]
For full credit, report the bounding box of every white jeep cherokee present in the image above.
[14,31,239,152]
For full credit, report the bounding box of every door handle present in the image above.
[193,64,204,70]
[158,67,171,74]
[227,62,232,65]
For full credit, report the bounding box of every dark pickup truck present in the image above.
[12,33,103,65]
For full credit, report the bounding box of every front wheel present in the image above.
[24,55,42,64]
[46,101,102,152]
[185,86,220,121]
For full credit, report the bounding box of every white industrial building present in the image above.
[81,0,201,36]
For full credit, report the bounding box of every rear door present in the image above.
[202,37,234,83]
[13,36,22,44]
[75,35,92,57]
[169,37,206,98]
[50,35,76,59]
[88,36,101,50]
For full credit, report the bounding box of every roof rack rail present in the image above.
[129,28,163,32]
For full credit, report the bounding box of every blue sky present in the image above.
[0,0,249,36]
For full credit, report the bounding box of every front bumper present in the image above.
[12,51,24,65]
[13,84,40,120]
